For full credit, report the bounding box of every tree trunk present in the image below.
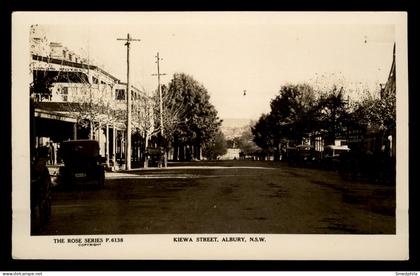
[164,140,171,168]
[173,144,178,161]
[144,134,149,168]
[194,144,201,160]
[106,124,109,167]
[89,121,93,140]
[193,144,197,160]
[179,144,185,161]
[112,124,116,171]
[137,142,141,165]
[121,131,124,161]
[164,150,168,168]
[186,145,192,161]
[173,136,179,161]
[98,126,102,155]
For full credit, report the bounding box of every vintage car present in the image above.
[58,140,105,189]
[145,147,164,167]
[287,144,317,167]
[322,144,351,170]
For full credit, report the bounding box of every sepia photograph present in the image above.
[11,12,409,260]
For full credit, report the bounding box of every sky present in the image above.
[37,13,396,121]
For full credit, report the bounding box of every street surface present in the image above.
[40,160,395,235]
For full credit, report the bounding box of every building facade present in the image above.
[30,25,153,169]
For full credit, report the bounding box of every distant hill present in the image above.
[220,118,252,140]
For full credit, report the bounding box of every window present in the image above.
[92,77,99,84]
[68,54,72,61]
[116,89,125,100]
[62,95,68,102]
[62,87,68,95]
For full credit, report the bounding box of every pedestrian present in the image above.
[49,142,55,165]
[56,143,62,164]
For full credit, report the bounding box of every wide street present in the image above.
[40,160,395,235]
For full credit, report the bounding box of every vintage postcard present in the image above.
[11,12,408,260]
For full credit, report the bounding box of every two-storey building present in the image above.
[30,25,152,169]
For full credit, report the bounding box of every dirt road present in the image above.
[40,160,395,235]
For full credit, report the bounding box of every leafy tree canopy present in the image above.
[202,131,228,160]
[166,73,222,145]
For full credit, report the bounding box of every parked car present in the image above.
[322,145,350,170]
[287,144,317,167]
[145,147,164,167]
[58,140,105,189]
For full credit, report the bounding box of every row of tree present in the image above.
[31,65,223,165]
[251,83,396,159]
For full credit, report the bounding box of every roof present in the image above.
[34,102,79,123]
[34,101,126,129]
[34,101,81,112]
[32,54,120,82]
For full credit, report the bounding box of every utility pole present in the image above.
[117,33,141,170]
[152,52,167,167]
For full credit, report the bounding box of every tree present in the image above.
[316,86,352,145]
[252,83,355,160]
[149,84,188,167]
[226,137,241,149]
[202,131,228,160]
[133,92,154,146]
[152,84,187,142]
[353,91,395,137]
[238,126,261,159]
[269,83,318,143]
[61,77,118,140]
[346,86,396,162]
[130,91,155,167]
[30,71,54,101]
[251,113,276,159]
[165,73,222,161]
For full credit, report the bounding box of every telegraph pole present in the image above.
[152,52,167,167]
[117,33,140,170]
